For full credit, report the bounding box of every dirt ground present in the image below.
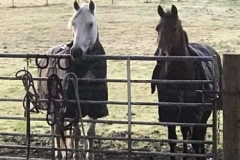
[0,0,239,159]
[0,135,223,160]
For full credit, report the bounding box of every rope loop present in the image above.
[57,55,70,70]
[35,54,49,69]
[15,69,41,113]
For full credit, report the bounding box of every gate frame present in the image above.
[0,53,219,160]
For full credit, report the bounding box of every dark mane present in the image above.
[183,30,189,45]
[164,10,176,17]
[161,10,179,22]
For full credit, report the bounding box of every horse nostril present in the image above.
[70,48,83,61]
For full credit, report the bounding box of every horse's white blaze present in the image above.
[69,2,98,55]
[158,48,169,75]
[158,48,169,56]
[158,48,162,56]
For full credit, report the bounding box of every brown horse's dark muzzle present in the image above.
[70,47,83,61]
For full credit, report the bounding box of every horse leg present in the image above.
[192,127,201,160]
[54,122,62,159]
[86,117,96,160]
[73,123,81,160]
[198,111,212,160]
[198,126,208,160]
[168,126,177,160]
[60,122,72,159]
[181,126,189,160]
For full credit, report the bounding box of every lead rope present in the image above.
[46,73,69,160]
[45,56,69,160]
[62,72,87,156]
[15,69,41,114]
[217,110,220,146]
[16,60,43,159]
[46,57,60,126]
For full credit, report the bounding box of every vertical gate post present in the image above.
[26,94,31,159]
[126,58,132,159]
[12,0,14,7]
[223,54,240,160]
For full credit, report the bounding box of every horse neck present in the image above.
[168,33,196,80]
[172,30,189,56]
[68,34,101,72]
[94,34,100,49]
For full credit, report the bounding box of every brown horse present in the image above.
[151,5,222,160]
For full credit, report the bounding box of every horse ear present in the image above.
[158,5,165,17]
[171,5,178,16]
[73,1,80,11]
[89,0,95,13]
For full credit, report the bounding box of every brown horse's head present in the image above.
[156,5,188,57]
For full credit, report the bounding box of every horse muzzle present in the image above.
[70,47,84,61]
[70,47,92,62]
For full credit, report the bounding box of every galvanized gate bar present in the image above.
[212,55,218,160]
[0,97,213,107]
[0,156,51,160]
[26,60,31,159]
[126,58,132,159]
[0,149,213,160]
[0,53,219,159]
[0,116,213,127]
[0,149,213,158]
[0,136,213,144]
[0,53,214,61]
[0,76,213,84]
[0,148,213,160]
[26,94,31,159]
[0,144,213,154]
[51,120,55,159]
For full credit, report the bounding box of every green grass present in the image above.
[0,0,238,154]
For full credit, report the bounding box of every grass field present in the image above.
[0,0,239,159]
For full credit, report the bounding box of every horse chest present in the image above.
[84,70,95,79]
[168,62,196,80]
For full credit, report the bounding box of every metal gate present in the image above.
[0,53,219,160]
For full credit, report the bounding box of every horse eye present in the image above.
[89,22,93,28]
[173,27,177,32]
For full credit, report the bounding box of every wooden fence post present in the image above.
[223,54,240,160]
